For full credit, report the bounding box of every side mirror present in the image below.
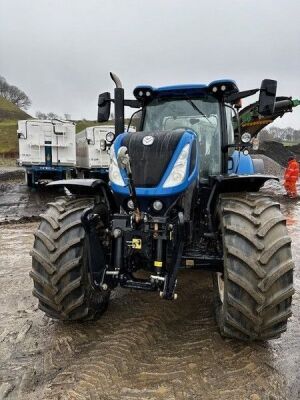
[97,92,111,122]
[258,79,277,116]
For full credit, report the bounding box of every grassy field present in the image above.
[283,141,300,147]
[75,120,112,133]
[0,120,19,154]
[0,97,31,156]
[0,97,31,120]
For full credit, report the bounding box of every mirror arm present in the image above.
[226,88,259,103]
[100,99,141,108]
[124,99,141,108]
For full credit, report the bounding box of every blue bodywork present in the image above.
[111,141,256,205]
[229,151,255,175]
[111,80,257,207]
[133,80,239,99]
[111,130,199,200]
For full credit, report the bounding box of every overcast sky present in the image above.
[1,0,300,128]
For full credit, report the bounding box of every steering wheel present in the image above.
[171,127,198,135]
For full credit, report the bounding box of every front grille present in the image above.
[122,130,184,187]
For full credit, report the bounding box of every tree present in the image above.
[0,75,31,109]
[35,111,48,119]
[258,129,271,142]
[35,111,61,120]
[47,112,59,120]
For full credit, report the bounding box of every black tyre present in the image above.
[26,172,33,187]
[30,196,110,321]
[213,193,294,341]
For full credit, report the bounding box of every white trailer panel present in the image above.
[76,125,115,170]
[18,119,76,167]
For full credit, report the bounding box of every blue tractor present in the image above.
[30,73,295,341]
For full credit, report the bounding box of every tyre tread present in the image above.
[214,192,294,341]
[30,196,110,321]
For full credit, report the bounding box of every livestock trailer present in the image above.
[17,119,76,186]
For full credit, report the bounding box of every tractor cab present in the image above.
[102,77,277,215]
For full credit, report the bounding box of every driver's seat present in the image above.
[163,116,196,132]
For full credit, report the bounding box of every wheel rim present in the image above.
[217,272,224,303]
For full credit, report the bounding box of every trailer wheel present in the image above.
[26,172,33,187]
[213,193,294,341]
[30,196,110,321]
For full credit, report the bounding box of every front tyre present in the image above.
[30,196,110,321]
[214,193,294,341]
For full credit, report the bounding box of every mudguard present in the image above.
[211,174,278,193]
[47,179,118,211]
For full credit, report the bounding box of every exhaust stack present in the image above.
[110,72,125,135]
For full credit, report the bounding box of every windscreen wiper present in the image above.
[185,98,214,126]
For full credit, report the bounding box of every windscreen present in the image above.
[142,96,221,176]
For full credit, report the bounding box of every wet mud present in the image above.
[0,179,299,399]
[0,180,58,224]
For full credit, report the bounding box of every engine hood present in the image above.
[110,129,199,198]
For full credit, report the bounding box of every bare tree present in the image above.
[7,85,31,109]
[35,111,48,119]
[35,111,62,120]
[0,76,9,96]
[0,76,31,110]
[0,75,31,109]
[47,112,59,120]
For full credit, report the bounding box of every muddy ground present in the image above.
[0,173,299,400]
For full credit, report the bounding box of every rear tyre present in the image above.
[30,196,110,321]
[213,193,294,341]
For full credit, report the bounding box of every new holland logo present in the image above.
[142,136,154,146]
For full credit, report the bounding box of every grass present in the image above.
[0,97,31,120]
[0,120,18,154]
[75,120,113,133]
[0,156,17,166]
[283,141,299,147]
[0,97,31,157]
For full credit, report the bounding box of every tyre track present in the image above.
[0,199,299,400]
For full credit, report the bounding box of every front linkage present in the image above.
[81,206,184,300]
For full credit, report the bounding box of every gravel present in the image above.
[252,153,284,176]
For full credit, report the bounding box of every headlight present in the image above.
[163,144,190,188]
[106,131,115,143]
[241,132,251,143]
[109,145,125,186]
[127,199,134,210]
[153,200,163,211]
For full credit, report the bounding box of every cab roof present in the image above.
[133,80,239,100]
